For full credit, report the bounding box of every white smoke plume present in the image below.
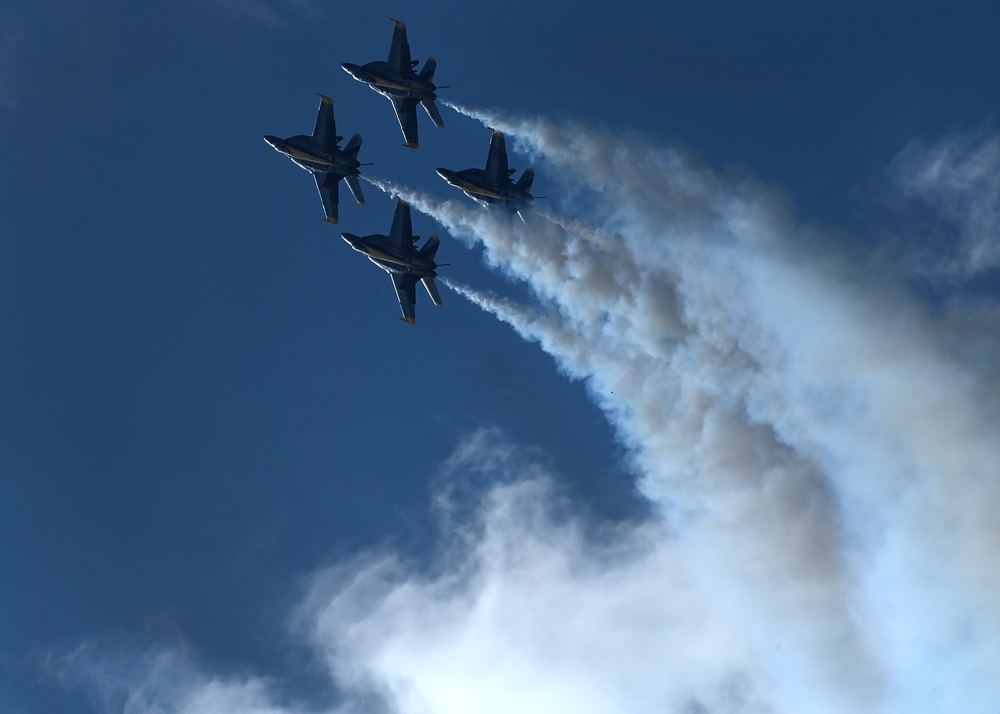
[64,114,1000,714]
[391,105,1000,713]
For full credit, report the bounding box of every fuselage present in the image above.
[341,233,437,276]
[341,62,436,100]
[263,135,360,175]
[435,167,532,208]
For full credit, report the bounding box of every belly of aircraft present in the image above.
[456,180,507,200]
[287,147,335,166]
[365,250,411,269]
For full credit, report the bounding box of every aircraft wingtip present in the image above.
[400,317,416,325]
[403,142,419,150]
[390,18,406,29]
[316,93,332,103]
[324,217,339,225]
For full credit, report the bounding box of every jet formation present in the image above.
[342,18,444,149]
[265,18,542,324]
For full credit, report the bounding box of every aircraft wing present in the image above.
[314,172,340,224]
[387,19,412,75]
[387,198,413,251]
[390,272,418,324]
[313,94,337,151]
[390,96,421,148]
[485,131,509,185]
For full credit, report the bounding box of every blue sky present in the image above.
[3,2,1000,713]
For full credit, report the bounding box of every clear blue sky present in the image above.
[3,2,999,713]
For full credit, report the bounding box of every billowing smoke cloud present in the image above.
[60,431,778,714]
[64,113,1000,713]
[389,104,1000,713]
[297,429,774,714]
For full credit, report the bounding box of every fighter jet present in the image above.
[342,18,444,149]
[263,94,365,224]
[341,198,443,324]
[436,130,536,217]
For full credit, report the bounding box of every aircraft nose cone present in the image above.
[341,233,361,250]
[435,168,456,182]
[263,135,284,151]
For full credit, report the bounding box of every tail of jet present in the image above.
[418,234,440,262]
[516,168,535,193]
[343,133,363,159]
[418,57,437,82]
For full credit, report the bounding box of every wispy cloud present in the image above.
[886,129,1000,279]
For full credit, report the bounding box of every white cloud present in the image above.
[60,430,776,714]
[299,431,773,714]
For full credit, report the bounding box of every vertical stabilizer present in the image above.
[516,168,535,193]
[418,57,437,81]
[343,133,363,158]
[418,235,440,261]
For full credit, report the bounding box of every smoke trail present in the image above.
[64,112,1000,714]
[415,108,1000,713]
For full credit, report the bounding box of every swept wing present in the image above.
[387,19,412,75]
[312,94,338,151]
[485,131,510,184]
[390,272,418,324]
[387,198,414,250]
[314,173,340,224]
[390,96,421,148]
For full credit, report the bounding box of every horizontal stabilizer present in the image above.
[421,99,445,129]
[421,277,443,307]
[315,172,340,223]
[418,235,440,261]
[516,167,535,193]
[344,175,365,205]
[419,57,437,81]
[343,133,363,158]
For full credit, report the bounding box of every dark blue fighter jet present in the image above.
[264,94,365,224]
[341,198,443,324]
[436,130,536,218]
[342,19,444,149]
